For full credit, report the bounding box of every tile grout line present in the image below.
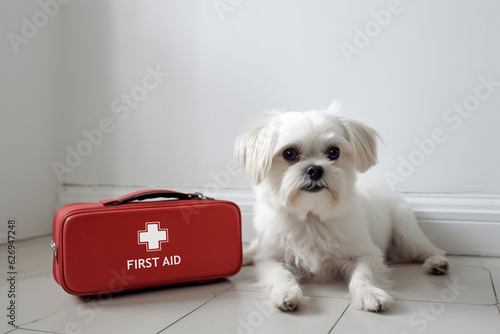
[327,302,351,334]
[11,327,65,334]
[387,299,498,307]
[485,268,499,305]
[155,292,218,333]
[16,307,70,333]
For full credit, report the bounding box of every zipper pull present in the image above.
[193,192,214,200]
[50,240,58,261]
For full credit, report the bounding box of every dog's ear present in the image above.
[234,115,280,185]
[342,118,380,173]
[326,100,342,114]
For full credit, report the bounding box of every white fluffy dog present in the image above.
[234,104,449,312]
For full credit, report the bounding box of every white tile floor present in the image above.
[1,236,500,334]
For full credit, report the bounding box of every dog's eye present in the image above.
[283,148,298,162]
[327,147,340,160]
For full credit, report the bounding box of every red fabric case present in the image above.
[51,190,242,296]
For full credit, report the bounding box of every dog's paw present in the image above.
[351,287,394,312]
[270,285,306,311]
[423,255,450,275]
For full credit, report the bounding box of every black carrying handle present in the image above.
[102,190,204,206]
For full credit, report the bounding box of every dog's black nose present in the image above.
[306,165,324,181]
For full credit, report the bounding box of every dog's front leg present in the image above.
[346,254,394,312]
[256,259,306,311]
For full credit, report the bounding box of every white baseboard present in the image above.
[57,185,500,256]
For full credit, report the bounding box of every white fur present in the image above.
[235,106,449,312]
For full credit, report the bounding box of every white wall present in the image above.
[0,0,64,241]
[2,1,499,249]
[57,0,500,195]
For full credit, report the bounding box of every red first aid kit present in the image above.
[51,190,242,296]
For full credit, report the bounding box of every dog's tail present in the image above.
[242,239,259,266]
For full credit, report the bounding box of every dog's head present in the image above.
[234,104,380,217]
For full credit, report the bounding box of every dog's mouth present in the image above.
[302,185,326,193]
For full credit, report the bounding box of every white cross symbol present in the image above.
[138,222,168,252]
